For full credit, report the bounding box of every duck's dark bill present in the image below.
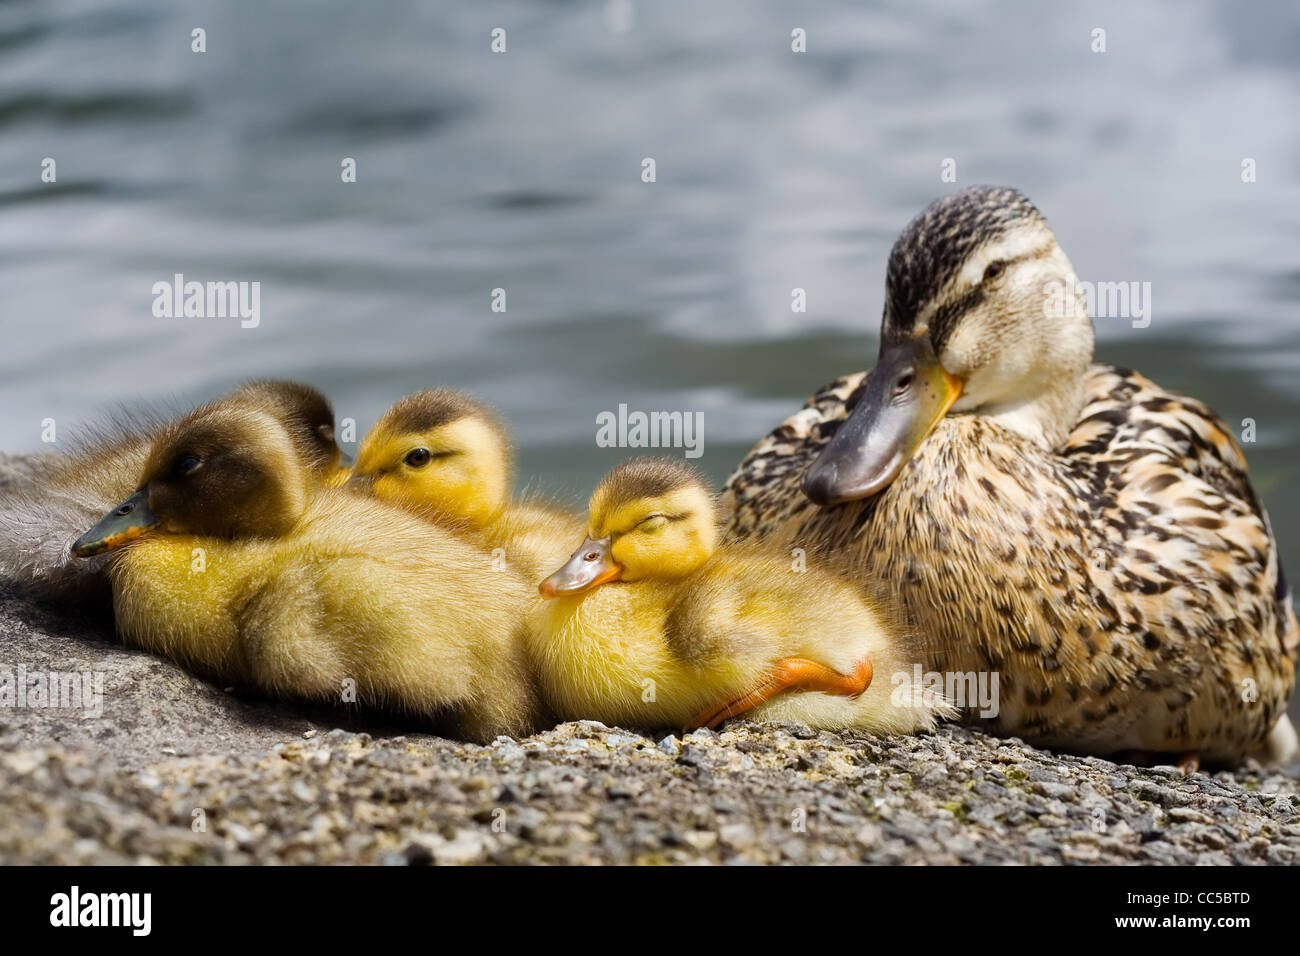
[539,536,621,597]
[802,336,962,506]
[72,489,158,557]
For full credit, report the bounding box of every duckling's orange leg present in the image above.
[686,656,873,732]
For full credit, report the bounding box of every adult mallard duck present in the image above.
[723,185,1297,766]
[533,457,951,733]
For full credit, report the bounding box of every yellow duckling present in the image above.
[0,379,346,602]
[71,397,542,743]
[350,388,584,578]
[532,457,952,733]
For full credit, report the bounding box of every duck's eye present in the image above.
[404,448,432,468]
[584,551,601,562]
[893,371,914,396]
[638,515,668,533]
[175,453,202,476]
[982,260,1006,282]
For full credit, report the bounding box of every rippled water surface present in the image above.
[1,0,1298,577]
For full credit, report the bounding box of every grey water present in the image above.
[1,0,1297,582]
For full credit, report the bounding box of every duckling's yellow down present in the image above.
[532,458,952,733]
[87,399,541,742]
[110,493,539,742]
[533,549,951,733]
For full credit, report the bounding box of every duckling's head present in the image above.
[539,458,715,597]
[350,389,512,528]
[803,185,1094,506]
[226,379,345,475]
[71,403,309,556]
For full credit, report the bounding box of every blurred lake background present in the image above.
[0,0,1297,574]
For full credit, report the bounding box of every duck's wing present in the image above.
[1068,365,1256,501]
[1066,364,1298,663]
[721,371,868,541]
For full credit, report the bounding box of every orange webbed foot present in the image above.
[686,656,873,732]
[1177,752,1201,775]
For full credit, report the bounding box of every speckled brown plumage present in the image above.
[723,364,1297,764]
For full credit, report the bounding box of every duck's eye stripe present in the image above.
[931,250,1034,349]
[929,285,986,354]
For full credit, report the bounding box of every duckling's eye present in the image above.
[404,448,432,468]
[638,515,668,533]
[175,454,202,477]
[982,260,1006,282]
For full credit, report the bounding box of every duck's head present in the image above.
[72,403,309,556]
[539,458,715,597]
[803,185,1094,506]
[349,389,511,528]
[227,379,347,475]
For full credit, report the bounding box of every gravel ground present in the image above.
[2,594,1299,865]
[4,719,1300,866]
[2,452,1299,865]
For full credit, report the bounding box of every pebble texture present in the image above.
[3,593,1300,864]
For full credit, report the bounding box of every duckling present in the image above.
[69,397,541,742]
[724,185,1297,765]
[531,457,951,734]
[350,388,584,578]
[0,380,345,603]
